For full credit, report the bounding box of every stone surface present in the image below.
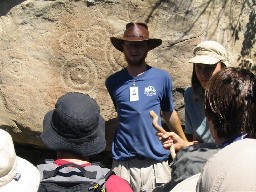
[0,0,255,150]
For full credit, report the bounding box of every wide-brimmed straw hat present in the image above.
[40,92,106,157]
[0,129,40,192]
[188,40,229,67]
[110,22,162,52]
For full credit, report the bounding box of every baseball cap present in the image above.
[188,40,229,67]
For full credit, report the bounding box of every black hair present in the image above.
[204,67,256,140]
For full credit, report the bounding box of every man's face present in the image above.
[194,62,222,89]
[123,41,148,66]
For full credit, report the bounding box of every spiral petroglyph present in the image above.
[59,30,88,54]
[5,58,24,79]
[59,26,109,53]
[85,26,108,47]
[1,50,29,80]
[62,57,97,91]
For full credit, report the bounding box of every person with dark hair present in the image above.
[37,92,132,192]
[204,67,256,142]
[106,22,187,192]
[184,40,229,143]
[153,67,256,191]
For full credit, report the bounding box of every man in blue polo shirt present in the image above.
[105,22,187,192]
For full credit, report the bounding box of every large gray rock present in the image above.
[0,0,255,150]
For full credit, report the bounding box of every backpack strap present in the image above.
[90,162,115,180]
[104,170,115,180]
[89,163,115,190]
[96,169,115,191]
[43,163,97,179]
[38,161,114,192]
[44,159,54,164]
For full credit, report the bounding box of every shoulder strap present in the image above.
[89,162,115,180]
[105,170,115,180]
[44,159,54,164]
[38,161,114,191]
[42,163,97,179]
[87,163,115,190]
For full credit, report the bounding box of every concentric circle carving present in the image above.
[62,57,97,91]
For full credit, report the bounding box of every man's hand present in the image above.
[150,110,177,158]
[156,132,191,151]
[150,110,195,158]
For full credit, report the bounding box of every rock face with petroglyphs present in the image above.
[0,0,255,150]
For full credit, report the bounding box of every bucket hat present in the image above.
[0,129,40,192]
[110,22,162,52]
[40,92,106,157]
[188,40,229,66]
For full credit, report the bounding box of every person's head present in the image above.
[0,129,40,192]
[40,92,106,159]
[189,41,229,100]
[204,67,256,143]
[110,22,162,66]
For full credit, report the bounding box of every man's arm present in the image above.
[162,110,188,142]
[105,78,117,111]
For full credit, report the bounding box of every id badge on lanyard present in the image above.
[130,80,139,102]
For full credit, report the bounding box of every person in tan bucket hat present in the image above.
[106,22,187,192]
[184,40,230,144]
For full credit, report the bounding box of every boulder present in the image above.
[0,0,255,150]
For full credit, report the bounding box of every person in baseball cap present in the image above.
[184,40,230,144]
[154,67,256,191]
[188,40,229,66]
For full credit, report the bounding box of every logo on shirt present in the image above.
[144,86,156,96]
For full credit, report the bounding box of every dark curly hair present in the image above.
[204,67,256,140]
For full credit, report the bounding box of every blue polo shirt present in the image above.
[106,66,174,161]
